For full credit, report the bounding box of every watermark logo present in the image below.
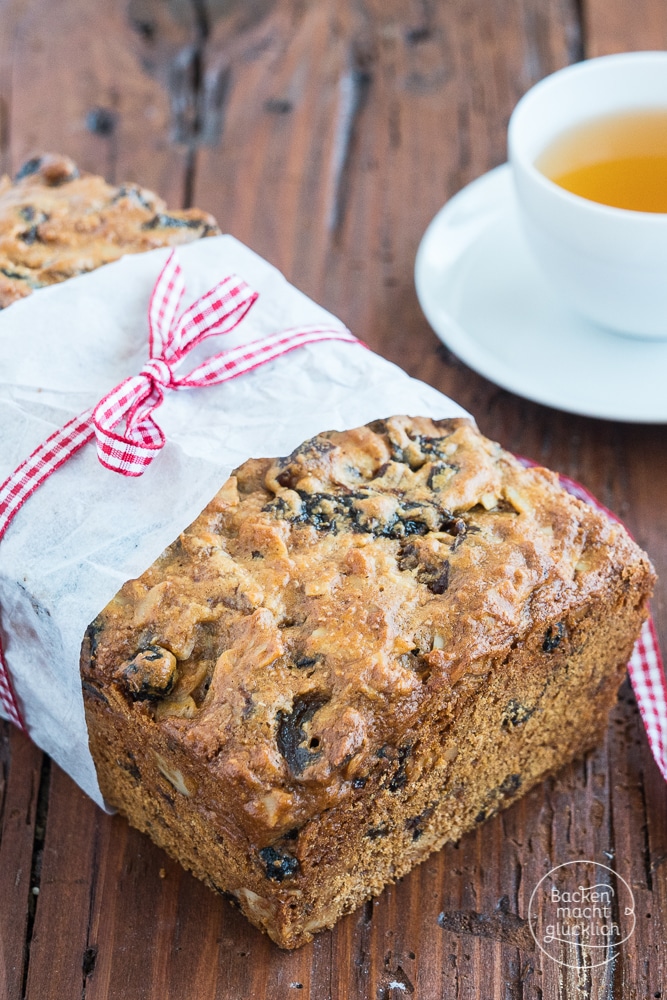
[528,861,635,969]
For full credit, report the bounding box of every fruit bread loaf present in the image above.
[0,153,219,308]
[80,415,655,948]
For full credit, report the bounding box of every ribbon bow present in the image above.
[93,253,259,475]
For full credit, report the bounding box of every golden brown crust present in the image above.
[0,153,219,307]
[84,417,654,826]
[81,416,655,945]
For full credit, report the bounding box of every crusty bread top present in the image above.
[82,416,653,839]
[0,153,219,308]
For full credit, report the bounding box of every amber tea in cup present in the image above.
[509,52,667,337]
[536,108,667,213]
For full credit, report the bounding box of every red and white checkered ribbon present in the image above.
[0,251,359,729]
[517,457,667,783]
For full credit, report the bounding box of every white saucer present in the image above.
[415,164,667,423]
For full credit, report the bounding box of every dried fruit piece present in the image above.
[116,645,177,701]
[543,622,565,653]
[258,846,299,882]
[276,695,329,776]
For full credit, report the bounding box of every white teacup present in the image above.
[508,52,667,339]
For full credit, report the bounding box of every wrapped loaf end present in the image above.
[80,416,655,948]
[0,153,219,308]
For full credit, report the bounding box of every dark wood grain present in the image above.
[1,0,666,997]
[0,726,45,1000]
[23,762,99,1000]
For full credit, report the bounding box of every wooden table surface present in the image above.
[1,1,666,997]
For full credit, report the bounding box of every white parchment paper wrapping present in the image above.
[0,235,470,809]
